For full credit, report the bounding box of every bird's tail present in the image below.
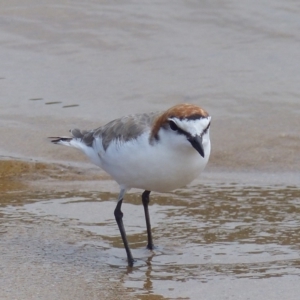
[49,136,74,146]
[50,136,72,143]
[49,128,90,148]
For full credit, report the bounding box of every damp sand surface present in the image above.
[1,164,300,300]
[1,0,300,299]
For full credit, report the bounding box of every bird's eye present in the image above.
[169,120,178,131]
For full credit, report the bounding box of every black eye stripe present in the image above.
[168,119,210,138]
[203,122,211,134]
[168,120,190,137]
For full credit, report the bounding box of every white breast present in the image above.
[90,130,210,192]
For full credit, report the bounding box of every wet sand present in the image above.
[1,0,300,299]
[1,165,300,299]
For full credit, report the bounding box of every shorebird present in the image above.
[50,103,211,266]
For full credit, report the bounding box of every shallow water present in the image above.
[1,181,300,299]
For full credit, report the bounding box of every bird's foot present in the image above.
[146,243,155,250]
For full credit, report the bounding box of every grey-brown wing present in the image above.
[72,111,160,150]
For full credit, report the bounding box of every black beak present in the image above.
[188,135,204,157]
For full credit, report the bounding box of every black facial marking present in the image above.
[202,122,211,135]
[169,120,179,131]
[168,120,190,138]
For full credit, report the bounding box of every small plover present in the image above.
[51,103,211,266]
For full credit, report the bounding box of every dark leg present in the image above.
[142,190,154,250]
[114,198,134,267]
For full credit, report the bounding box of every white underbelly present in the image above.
[99,140,208,192]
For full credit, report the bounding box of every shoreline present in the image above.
[1,157,298,194]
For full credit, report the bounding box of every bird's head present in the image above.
[151,103,211,158]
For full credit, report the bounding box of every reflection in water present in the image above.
[1,183,300,298]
